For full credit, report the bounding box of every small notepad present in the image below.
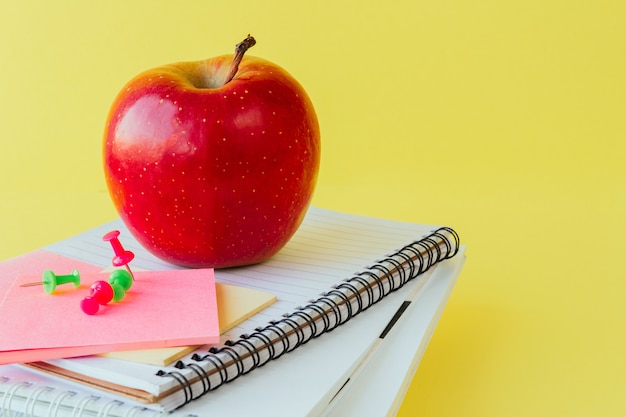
[0,263,220,365]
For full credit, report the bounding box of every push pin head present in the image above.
[21,269,81,294]
[108,269,133,302]
[80,296,100,315]
[103,230,135,280]
[89,281,114,305]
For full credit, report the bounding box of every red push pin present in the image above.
[80,296,100,315]
[102,230,135,280]
[80,281,116,315]
[89,280,115,305]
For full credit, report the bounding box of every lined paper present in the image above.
[29,207,445,414]
[45,207,436,343]
[0,207,464,417]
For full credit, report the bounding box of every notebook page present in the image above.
[1,207,460,416]
[3,268,437,416]
[37,207,443,414]
[176,274,432,416]
[45,206,437,342]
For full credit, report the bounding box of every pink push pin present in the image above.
[103,230,135,280]
[80,296,100,315]
[89,280,115,305]
[80,280,122,315]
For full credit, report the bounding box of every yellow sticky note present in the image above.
[100,283,276,365]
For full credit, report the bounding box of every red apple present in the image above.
[103,36,320,268]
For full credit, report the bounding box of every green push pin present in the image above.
[21,269,81,294]
[108,269,133,302]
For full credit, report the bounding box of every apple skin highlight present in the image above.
[103,53,320,268]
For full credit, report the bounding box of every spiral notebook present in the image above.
[0,207,465,416]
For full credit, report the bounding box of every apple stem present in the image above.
[223,34,256,85]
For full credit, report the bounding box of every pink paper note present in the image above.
[0,252,219,365]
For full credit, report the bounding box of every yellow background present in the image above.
[1,1,624,415]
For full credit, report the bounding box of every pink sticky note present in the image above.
[0,259,219,365]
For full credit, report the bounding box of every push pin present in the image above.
[80,281,115,315]
[89,281,115,305]
[80,296,100,315]
[103,230,135,280]
[108,269,133,302]
[20,269,80,294]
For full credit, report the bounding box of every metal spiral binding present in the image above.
[0,377,162,416]
[156,227,460,408]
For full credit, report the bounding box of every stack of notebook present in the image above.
[0,206,465,416]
